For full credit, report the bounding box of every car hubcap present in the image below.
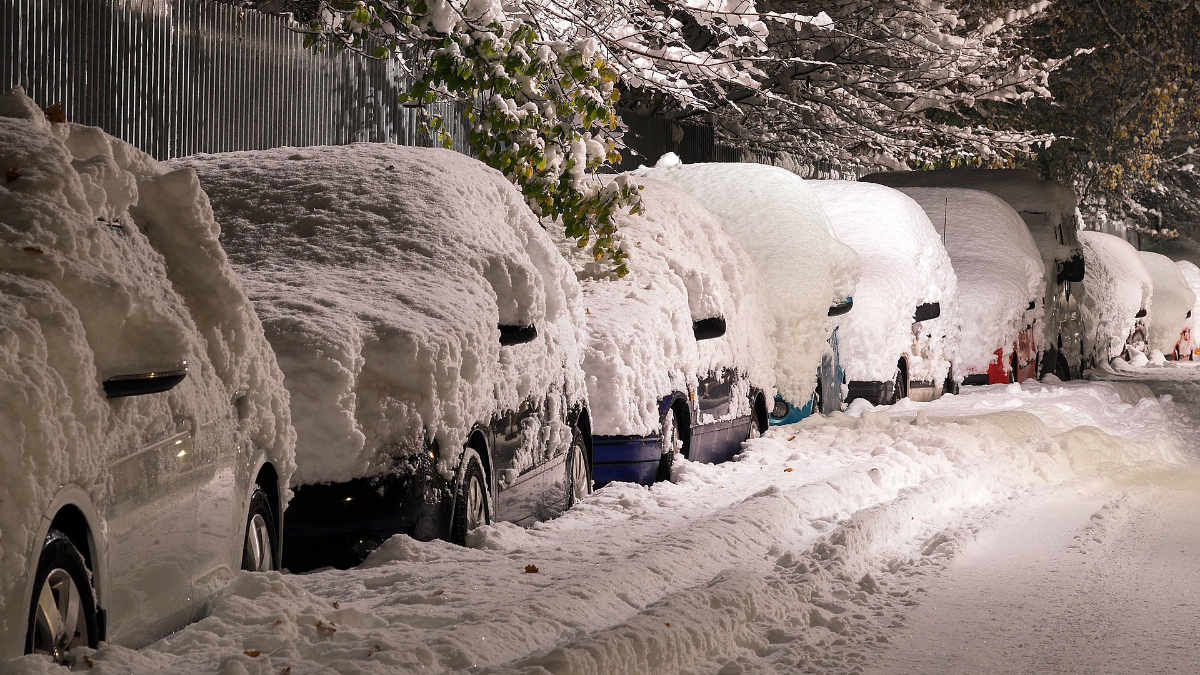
[571,442,589,500]
[466,473,486,530]
[244,514,273,571]
[32,568,86,663]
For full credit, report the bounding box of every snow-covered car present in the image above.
[0,89,295,664]
[1172,259,1200,360]
[638,159,860,425]
[862,169,1086,379]
[808,181,958,405]
[895,188,1044,385]
[570,176,775,486]
[182,145,592,571]
[1138,251,1197,360]
[1078,231,1152,364]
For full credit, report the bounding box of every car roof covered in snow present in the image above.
[178,144,586,485]
[861,168,1081,266]
[1138,251,1197,355]
[1079,231,1152,360]
[0,86,295,641]
[635,159,860,408]
[897,187,1044,372]
[564,175,775,435]
[808,180,958,383]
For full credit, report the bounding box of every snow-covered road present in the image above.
[10,363,1200,674]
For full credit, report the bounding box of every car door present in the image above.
[693,367,735,462]
[490,399,542,525]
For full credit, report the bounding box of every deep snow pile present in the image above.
[897,187,1044,373]
[31,376,1190,674]
[1137,251,1196,355]
[1079,231,1152,360]
[1175,260,1200,348]
[178,145,586,485]
[0,87,294,644]
[636,157,860,406]
[808,180,958,384]
[564,175,775,435]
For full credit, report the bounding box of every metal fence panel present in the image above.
[1,0,460,159]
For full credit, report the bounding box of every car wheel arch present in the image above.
[25,487,108,644]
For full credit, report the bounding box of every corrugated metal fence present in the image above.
[1,0,469,159]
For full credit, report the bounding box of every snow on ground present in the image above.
[635,158,860,406]
[1138,250,1195,355]
[19,368,1197,674]
[809,180,958,385]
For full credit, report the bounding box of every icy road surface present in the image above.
[11,362,1200,674]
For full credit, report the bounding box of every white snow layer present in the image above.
[0,88,295,641]
[1138,251,1196,354]
[897,188,1044,374]
[809,181,958,384]
[177,144,587,485]
[566,176,775,435]
[1175,260,1200,346]
[1079,231,1152,360]
[637,160,861,406]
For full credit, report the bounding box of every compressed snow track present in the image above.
[7,369,1200,673]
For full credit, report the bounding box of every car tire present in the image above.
[1054,353,1071,380]
[749,394,767,438]
[25,530,100,663]
[566,426,591,508]
[656,406,682,482]
[242,487,278,572]
[811,378,824,417]
[450,448,490,545]
[890,361,908,405]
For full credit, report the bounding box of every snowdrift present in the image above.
[0,87,294,649]
[178,145,587,485]
[565,175,775,435]
[1079,231,1152,360]
[808,181,958,385]
[897,188,1044,374]
[636,158,860,406]
[1138,251,1196,355]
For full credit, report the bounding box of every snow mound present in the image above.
[1138,251,1196,355]
[897,188,1044,373]
[636,161,861,405]
[564,176,774,435]
[809,181,958,384]
[0,87,294,645]
[1079,232,1152,360]
[178,144,586,485]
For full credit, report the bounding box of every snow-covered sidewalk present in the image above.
[11,373,1196,674]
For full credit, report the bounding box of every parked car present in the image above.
[0,88,294,664]
[862,169,1086,379]
[808,181,959,405]
[1173,259,1200,360]
[570,175,775,486]
[1078,231,1152,364]
[895,188,1045,385]
[182,144,592,571]
[1138,251,1197,360]
[639,159,860,424]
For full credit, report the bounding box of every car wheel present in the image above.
[566,426,591,508]
[749,395,767,438]
[1054,353,1071,380]
[450,448,490,544]
[890,361,908,404]
[242,488,278,572]
[25,530,99,664]
[656,406,682,482]
[812,378,824,416]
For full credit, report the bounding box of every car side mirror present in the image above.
[693,317,727,341]
[828,297,854,317]
[103,362,189,398]
[1027,300,1036,311]
[499,324,538,346]
[1135,308,1147,319]
[913,302,941,323]
[1057,253,1085,284]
